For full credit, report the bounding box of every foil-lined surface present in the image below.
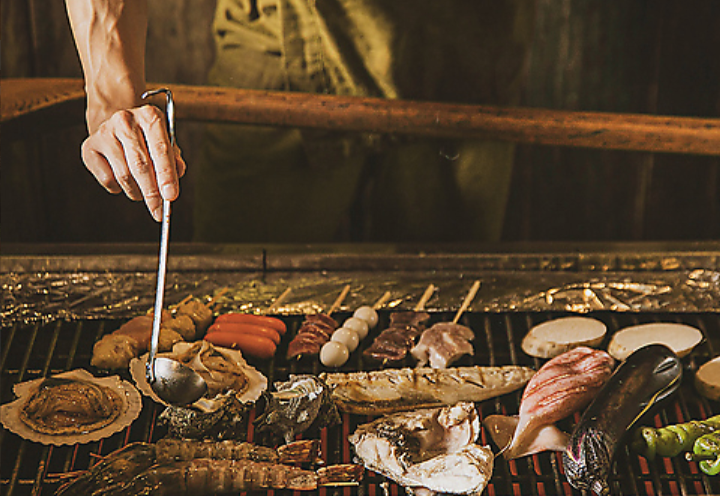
[2,266,718,327]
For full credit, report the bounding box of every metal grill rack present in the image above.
[2,310,719,496]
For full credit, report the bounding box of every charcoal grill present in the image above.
[2,244,720,496]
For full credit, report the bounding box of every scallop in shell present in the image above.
[0,369,141,446]
[130,340,267,412]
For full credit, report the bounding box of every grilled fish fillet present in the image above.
[349,402,493,496]
[319,365,535,415]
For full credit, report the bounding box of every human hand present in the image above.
[81,104,187,222]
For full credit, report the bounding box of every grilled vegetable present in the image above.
[686,432,720,476]
[563,344,682,495]
[695,356,720,401]
[631,415,720,459]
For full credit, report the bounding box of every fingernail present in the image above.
[152,206,163,222]
[161,184,177,200]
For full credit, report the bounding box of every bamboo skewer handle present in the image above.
[3,78,720,156]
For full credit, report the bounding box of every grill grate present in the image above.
[2,311,719,496]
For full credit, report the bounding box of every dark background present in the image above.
[2,0,719,244]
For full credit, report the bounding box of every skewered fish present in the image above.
[319,365,535,415]
[484,346,615,460]
[349,402,493,495]
[411,322,475,368]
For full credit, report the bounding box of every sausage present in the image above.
[214,313,287,334]
[207,322,281,345]
[204,331,277,359]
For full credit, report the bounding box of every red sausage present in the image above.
[207,322,281,345]
[204,331,277,359]
[214,313,287,334]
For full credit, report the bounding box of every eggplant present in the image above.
[562,344,682,495]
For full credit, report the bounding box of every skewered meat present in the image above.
[19,377,123,436]
[349,402,493,496]
[286,314,339,359]
[484,346,615,460]
[363,311,430,363]
[410,322,475,368]
[319,365,535,415]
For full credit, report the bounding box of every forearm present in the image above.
[65,0,148,133]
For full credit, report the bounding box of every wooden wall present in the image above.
[2,0,719,244]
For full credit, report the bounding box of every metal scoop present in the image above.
[143,88,207,406]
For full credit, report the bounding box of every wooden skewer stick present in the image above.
[372,291,392,310]
[328,284,352,316]
[414,284,436,312]
[266,287,292,313]
[206,287,229,309]
[452,280,482,324]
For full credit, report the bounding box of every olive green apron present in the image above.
[194,0,535,242]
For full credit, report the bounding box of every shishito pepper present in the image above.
[631,414,720,459]
[686,432,720,476]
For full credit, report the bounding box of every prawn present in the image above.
[56,439,321,496]
[99,459,364,496]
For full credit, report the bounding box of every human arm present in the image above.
[65,0,185,221]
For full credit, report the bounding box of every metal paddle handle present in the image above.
[143,88,175,384]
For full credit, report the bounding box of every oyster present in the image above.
[349,402,493,495]
[0,369,141,446]
[130,341,267,412]
[255,374,340,444]
[159,395,252,440]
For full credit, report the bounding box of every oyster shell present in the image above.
[255,374,340,444]
[0,369,141,446]
[130,340,267,412]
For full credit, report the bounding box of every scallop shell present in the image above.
[130,340,267,413]
[0,369,141,446]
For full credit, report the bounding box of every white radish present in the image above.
[695,356,720,401]
[607,322,703,361]
[521,316,607,359]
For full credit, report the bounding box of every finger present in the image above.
[82,134,143,201]
[134,106,180,202]
[174,144,187,178]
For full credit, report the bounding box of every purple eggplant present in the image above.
[563,344,682,495]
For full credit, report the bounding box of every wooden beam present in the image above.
[3,78,720,156]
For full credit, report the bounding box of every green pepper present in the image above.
[631,415,720,459]
[686,432,720,476]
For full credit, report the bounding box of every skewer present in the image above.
[414,284,436,312]
[452,280,481,324]
[328,284,351,316]
[206,287,229,309]
[372,291,392,310]
[266,287,291,313]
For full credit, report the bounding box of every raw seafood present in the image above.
[484,346,615,460]
[255,374,340,444]
[349,402,493,495]
[563,344,682,495]
[411,322,475,368]
[56,438,330,496]
[363,311,431,363]
[320,365,535,415]
[19,376,123,435]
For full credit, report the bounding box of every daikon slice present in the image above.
[695,355,720,401]
[607,322,703,361]
[521,316,607,359]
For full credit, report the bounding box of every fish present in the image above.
[410,322,475,368]
[319,365,536,415]
[349,402,493,496]
[484,346,615,460]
